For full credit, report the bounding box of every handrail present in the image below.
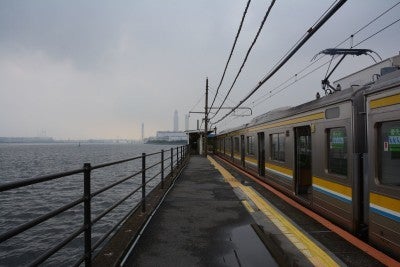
[0,197,84,243]
[31,226,85,267]
[0,144,189,266]
[92,185,143,225]
[145,160,161,172]
[0,168,84,192]
[91,155,143,170]
[91,169,142,198]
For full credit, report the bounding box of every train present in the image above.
[214,54,400,260]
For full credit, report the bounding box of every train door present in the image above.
[240,135,245,167]
[258,132,265,176]
[294,126,312,196]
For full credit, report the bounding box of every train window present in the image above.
[234,137,240,153]
[378,121,400,186]
[225,137,230,151]
[246,136,254,155]
[271,133,285,162]
[328,127,347,176]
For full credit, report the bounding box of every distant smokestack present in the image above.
[141,123,144,141]
[173,110,179,131]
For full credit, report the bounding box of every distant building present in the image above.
[156,131,186,141]
[145,131,187,144]
[174,110,179,131]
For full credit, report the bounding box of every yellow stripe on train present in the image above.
[252,112,325,132]
[265,163,293,177]
[313,176,352,202]
[245,157,257,165]
[370,193,400,213]
[370,93,400,109]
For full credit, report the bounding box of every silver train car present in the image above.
[215,67,400,259]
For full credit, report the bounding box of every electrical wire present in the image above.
[351,1,400,42]
[208,87,237,113]
[352,17,400,48]
[208,0,252,114]
[210,0,277,120]
[252,12,400,109]
[212,0,346,124]
[252,60,331,108]
[211,0,347,125]
[215,1,400,123]
[189,93,205,112]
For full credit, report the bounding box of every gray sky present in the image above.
[1,1,399,139]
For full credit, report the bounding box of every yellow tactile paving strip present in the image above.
[208,156,339,267]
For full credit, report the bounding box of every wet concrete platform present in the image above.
[122,156,277,266]
[212,156,389,267]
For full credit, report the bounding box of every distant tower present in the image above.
[174,110,179,131]
[141,123,144,141]
[185,114,189,131]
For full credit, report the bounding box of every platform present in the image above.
[121,155,391,267]
[122,156,277,266]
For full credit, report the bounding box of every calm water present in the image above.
[0,143,177,266]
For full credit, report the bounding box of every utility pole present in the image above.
[204,78,208,157]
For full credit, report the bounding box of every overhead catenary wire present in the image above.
[208,87,237,112]
[264,0,337,77]
[213,0,399,127]
[352,17,400,48]
[251,6,400,109]
[212,0,347,125]
[210,0,277,120]
[208,0,252,114]
[189,93,205,113]
[348,1,400,46]
[252,60,331,108]
[217,1,400,123]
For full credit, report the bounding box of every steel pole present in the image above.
[83,163,92,267]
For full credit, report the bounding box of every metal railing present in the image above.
[0,145,189,266]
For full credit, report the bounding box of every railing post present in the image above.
[83,163,92,267]
[161,149,164,189]
[170,148,173,176]
[176,147,179,166]
[141,153,146,213]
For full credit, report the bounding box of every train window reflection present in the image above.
[246,136,254,155]
[379,121,400,186]
[234,137,240,153]
[328,127,347,176]
[271,133,285,162]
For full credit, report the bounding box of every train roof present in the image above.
[364,69,400,96]
[218,87,359,135]
[249,88,356,125]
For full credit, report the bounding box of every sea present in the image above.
[0,143,178,266]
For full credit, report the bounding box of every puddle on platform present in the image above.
[221,224,278,267]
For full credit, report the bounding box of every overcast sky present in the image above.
[1,1,399,140]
